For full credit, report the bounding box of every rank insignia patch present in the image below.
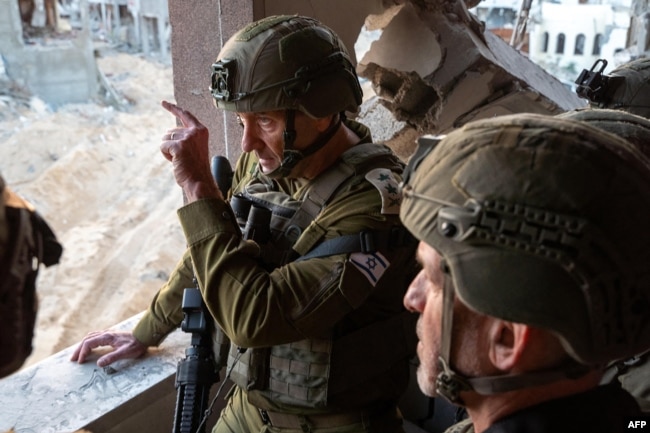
[365,168,402,214]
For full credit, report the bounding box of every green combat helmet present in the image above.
[575,57,650,119]
[210,15,363,177]
[400,113,650,404]
[558,107,650,412]
[557,107,650,157]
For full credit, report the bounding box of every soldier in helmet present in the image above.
[72,15,418,432]
[400,113,650,432]
[575,57,650,118]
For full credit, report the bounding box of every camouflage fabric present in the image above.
[558,108,650,412]
[210,15,361,118]
[400,112,650,366]
[557,107,650,156]
[559,107,650,413]
[583,57,650,118]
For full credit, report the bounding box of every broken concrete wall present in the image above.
[8,38,98,106]
[133,0,170,61]
[0,0,24,51]
[0,0,99,107]
[629,0,650,57]
[356,0,586,158]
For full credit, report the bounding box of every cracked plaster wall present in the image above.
[356,1,586,159]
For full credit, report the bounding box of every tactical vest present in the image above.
[217,143,417,409]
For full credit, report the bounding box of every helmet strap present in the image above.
[264,111,343,179]
[283,109,298,150]
[466,362,591,395]
[436,276,471,405]
[435,272,592,404]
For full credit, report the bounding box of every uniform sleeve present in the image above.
[178,177,407,349]
[230,151,258,197]
[132,250,195,346]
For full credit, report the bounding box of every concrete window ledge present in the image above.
[0,313,190,433]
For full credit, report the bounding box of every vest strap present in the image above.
[296,226,415,262]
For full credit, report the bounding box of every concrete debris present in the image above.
[356,0,585,147]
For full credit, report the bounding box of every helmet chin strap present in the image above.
[436,277,471,405]
[264,110,342,179]
[435,271,592,405]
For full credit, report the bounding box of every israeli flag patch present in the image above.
[349,251,390,286]
[365,168,402,214]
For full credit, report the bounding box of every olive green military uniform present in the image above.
[133,120,417,432]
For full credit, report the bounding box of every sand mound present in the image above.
[0,50,187,366]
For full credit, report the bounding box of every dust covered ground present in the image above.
[0,49,187,366]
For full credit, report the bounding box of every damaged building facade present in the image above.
[0,0,169,108]
[0,0,98,106]
[629,0,650,57]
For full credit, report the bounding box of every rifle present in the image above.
[172,156,233,433]
[172,284,219,433]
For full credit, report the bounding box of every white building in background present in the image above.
[527,0,632,82]
[472,0,521,30]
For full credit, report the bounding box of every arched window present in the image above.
[593,34,603,55]
[541,32,549,53]
[574,34,585,55]
[556,33,565,54]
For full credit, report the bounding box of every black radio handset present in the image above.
[211,155,233,196]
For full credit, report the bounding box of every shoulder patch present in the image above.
[365,168,402,215]
[349,251,390,287]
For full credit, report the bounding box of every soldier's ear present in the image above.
[486,320,530,372]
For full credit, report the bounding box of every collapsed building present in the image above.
[0,0,169,108]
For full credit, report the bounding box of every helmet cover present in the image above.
[558,107,650,157]
[589,58,650,119]
[401,113,650,365]
[210,15,362,118]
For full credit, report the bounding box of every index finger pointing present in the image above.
[161,100,201,128]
